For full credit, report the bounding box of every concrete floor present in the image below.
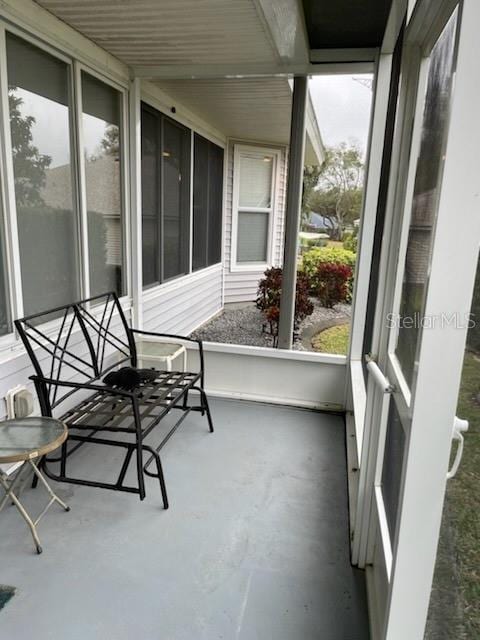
[0,398,369,640]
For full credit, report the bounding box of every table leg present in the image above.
[0,460,70,555]
[28,460,70,513]
[0,468,43,554]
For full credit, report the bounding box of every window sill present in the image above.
[229,262,270,273]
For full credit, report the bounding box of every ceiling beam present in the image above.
[252,0,310,65]
[132,60,375,80]
[309,48,379,63]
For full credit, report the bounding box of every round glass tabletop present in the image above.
[0,417,67,463]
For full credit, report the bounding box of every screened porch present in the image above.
[0,1,479,640]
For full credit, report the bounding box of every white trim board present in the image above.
[185,343,347,411]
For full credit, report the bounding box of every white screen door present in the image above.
[351,1,480,638]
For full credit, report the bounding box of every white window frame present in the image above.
[0,18,131,352]
[230,144,281,272]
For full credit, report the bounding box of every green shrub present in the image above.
[302,246,356,301]
[343,232,358,253]
[300,234,329,249]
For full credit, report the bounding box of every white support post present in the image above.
[277,76,307,350]
[129,77,143,329]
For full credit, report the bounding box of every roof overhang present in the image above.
[153,77,324,165]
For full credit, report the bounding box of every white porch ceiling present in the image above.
[156,77,321,164]
[33,1,322,162]
[159,77,290,143]
[35,0,280,67]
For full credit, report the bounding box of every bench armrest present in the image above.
[129,329,202,347]
[30,375,134,399]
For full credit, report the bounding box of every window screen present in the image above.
[381,400,406,542]
[193,134,224,271]
[141,106,160,286]
[82,72,124,298]
[7,32,80,315]
[208,143,223,266]
[395,14,458,389]
[141,103,190,286]
[163,118,190,280]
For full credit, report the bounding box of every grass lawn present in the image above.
[311,323,350,354]
[443,351,480,635]
[311,322,479,632]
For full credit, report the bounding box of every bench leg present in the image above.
[201,389,214,433]
[142,445,169,509]
[136,443,146,501]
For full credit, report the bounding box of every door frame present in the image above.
[351,0,480,637]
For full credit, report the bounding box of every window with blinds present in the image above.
[193,133,224,271]
[234,149,275,264]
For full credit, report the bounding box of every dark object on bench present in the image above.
[103,367,157,391]
[15,292,214,508]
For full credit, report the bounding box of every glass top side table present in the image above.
[0,417,70,554]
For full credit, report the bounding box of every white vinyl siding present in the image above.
[142,264,222,336]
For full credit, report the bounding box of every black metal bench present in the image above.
[15,292,214,508]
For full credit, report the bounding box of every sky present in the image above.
[308,74,373,156]
[16,88,107,167]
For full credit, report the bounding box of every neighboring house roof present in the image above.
[41,155,122,267]
[41,155,120,216]
[309,212,339,231]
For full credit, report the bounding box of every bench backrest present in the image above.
[15,292,137,413]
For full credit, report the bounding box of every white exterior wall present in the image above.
[223,140,288,304]
[142,264,223,336]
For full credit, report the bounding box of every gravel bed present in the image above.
[192,305,272,347]
[191,301,351,350]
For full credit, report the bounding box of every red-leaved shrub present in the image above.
[313,262,352,308]
[256,267,313,346]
